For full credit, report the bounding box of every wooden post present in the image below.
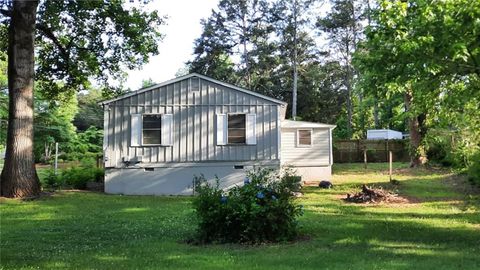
[357,139,360,162]
[389,151,393,182]
[364,149,367,169]
[385,139,389,162]
[54,142,59,175]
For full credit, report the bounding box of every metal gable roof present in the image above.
[99,73,287,106]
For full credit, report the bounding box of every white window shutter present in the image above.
[103,108,109,151]
[246,114,257,145]
[131,114,142,146]
[216,114,227,145]
[161,114,173,146]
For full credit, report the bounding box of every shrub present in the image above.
[468,152,480,186]
[62,167,104,189]
[41,169,62,189]
[192,167,303,244]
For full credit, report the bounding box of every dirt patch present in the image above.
[22,191,56,201]
[344,185,409,204]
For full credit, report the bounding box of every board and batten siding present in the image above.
[103,77,280,168]
[280,128,331,166]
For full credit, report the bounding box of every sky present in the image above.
[125,0,219,90]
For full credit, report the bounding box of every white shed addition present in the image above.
[367,129,403,140]
[100,73,335,195]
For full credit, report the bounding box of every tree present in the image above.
[74,126,103,159]
[189,0,347,125]
[73,88,103,132]
[355,0,480,166]
[0,0,164,197]
[141,78,156,88]
[34,88,78,163]
[1,0,40,197]
[317,0,364,138]
[218,0,271,88]
[272,0,317,119]
[298,61,347,125]
[188,15,238,83]
[189,0,272,88]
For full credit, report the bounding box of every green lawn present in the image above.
[1,163,479,269]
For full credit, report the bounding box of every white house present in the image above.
[100,73,335,195]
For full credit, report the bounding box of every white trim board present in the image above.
[282,120,336,129]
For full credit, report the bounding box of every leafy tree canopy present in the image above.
[73,88,104,131]
[355,0,480,164]
[0,0,165,98]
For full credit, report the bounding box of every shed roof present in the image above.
[100,73,287,106]
[367,129,401,132]
[281,120,336,129]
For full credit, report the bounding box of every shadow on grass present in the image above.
[1,173,480,270]
[332,162,410,175]
[322,166,479,208]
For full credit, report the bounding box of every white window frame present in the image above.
[297,129,313,148]
[141,113,162,146]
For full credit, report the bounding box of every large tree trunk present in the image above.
[404,91,427,167]
[0,0,40,198]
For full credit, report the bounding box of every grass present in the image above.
[1,162,479,269]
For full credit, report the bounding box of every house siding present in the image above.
[103,77,280,168]
[280,128,331,166]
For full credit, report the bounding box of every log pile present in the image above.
[344,185,407,204]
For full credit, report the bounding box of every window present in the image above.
[142,114,161,145]
[297,129,312,147]
[216,113,255,146]
[228,114,246,144]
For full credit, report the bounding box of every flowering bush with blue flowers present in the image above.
[192,167,303,244]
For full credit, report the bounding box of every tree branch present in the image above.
[466,47,480,77]
[36,23,70,70]
[0,9,12,17]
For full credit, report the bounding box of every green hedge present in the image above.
[41,166,104,190]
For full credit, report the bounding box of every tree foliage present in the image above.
[355,0,480,166]
[0,0,165,97]
[34,88,78,163]
[188,0,345,125]
[0,0,165,197]
[73,88,104,132]
[190,0,479,170]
